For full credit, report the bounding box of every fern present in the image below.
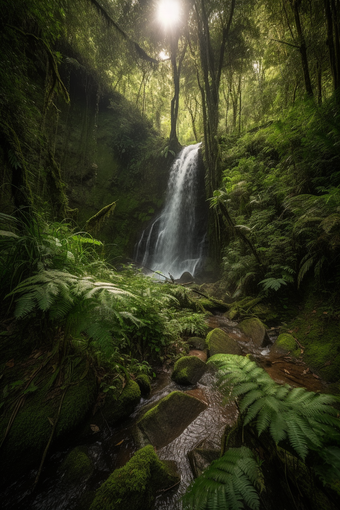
[208,354,340,460]
[183,447,261,510]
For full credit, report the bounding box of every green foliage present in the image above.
[208,354,340,462]
[183,446,261,510]
[184,354,340,510]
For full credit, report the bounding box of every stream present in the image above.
[1,315,326,510]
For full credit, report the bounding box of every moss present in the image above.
[136,391,207,449]
[135,374,151,397]
[238,317,269,348]
[206,328,242,356]
[171,356,207,385]
[89,445,180,510]
[59,446,93,483]
[103,379,141,424]
[273,333,301,358]
[285,292,340,382]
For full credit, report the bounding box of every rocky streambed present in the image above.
[1,315,332,510]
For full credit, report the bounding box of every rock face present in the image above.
[238,317,270,348]
[206,328,243,356]
[136,391,207,449]
[89,445,180,510]
[171,355,207,385]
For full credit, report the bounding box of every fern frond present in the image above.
[183,447,261,510]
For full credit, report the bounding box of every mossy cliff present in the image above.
[89,445,180,510]
[51,77,172,263]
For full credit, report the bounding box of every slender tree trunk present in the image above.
[290,0,313,97]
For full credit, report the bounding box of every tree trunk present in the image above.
[290,0,313,97]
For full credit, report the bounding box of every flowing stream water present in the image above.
[134,144,207,280]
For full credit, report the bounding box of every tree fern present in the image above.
[183,447,261,510]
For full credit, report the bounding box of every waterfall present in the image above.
[135,143,207,280]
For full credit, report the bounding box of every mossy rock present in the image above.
[206,328,242,357]
[271,333,300,357]
[135,391,207,449]
[136,374,151,397]
[89,445,180,510]
[0,359,97,487]
[238,317,270,348]
[171,355,207,385]
[78,379,141,438]
[59,446,93,484]
[103,379,141,424]
[188,336,207,350]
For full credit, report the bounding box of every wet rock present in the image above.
[238,317,270,348]
[171,355,207,385]
[135,391,207,449]
[189,349,208,362]
[89,445,180,510]
[177,271,194,283]
[271,333,300,357]
[188,446,220,478]
[206,328,243,356]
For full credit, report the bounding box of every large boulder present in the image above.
[171,355,207,385]
[238,317,270,348]
[89,445,180,510]
[135,391,207,449]
[206,328,243,356]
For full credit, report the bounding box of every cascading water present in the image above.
[135,143,207,280]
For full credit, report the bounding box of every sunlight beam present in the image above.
[157,0,181,30]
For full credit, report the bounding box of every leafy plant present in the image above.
[183,447,262,510]
[184,354,340,510]
[209,354,340,461]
